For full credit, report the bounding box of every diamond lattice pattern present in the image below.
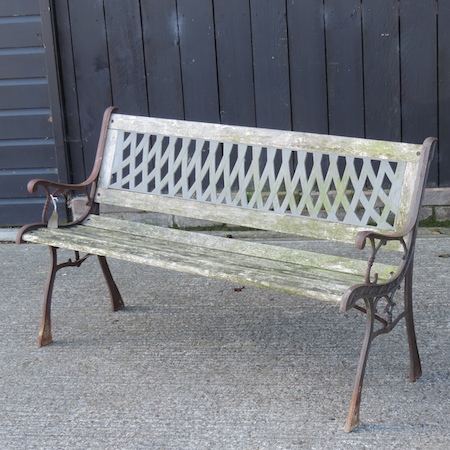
[109,131,406,229]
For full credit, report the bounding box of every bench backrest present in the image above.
[95,111,434,244]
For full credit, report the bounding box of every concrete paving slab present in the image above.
[1,235,450,449]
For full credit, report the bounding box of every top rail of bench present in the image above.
[108,114,423,160]
[91,111,435,243]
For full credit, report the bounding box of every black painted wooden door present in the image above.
[0,0,67,226]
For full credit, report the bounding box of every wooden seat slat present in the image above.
[83,215,396,278]
[24,220,386,302]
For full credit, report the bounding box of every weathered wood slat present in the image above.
[95,187,404,249]
[23,225,367,302]
[108,114,422,160]
[84,215,396,279]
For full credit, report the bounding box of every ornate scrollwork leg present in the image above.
[37,249,125,346]
[341,227,422,431]
[344,297,375,432]
[343,278,418,431]
[38,247,93,346]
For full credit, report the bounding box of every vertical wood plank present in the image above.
[287,0,328,133]
[362,0,401,141]
[68,0,112,174]
[141,0,184,119]
[40,0,68,184]
[213,0,256,126]
[104,0,148,116]
[400,0,438,185]
[438,2,450,186]
[53,0,84,182]
[177,0,220,123]
[324,0,364,138]
[250,0,291,130]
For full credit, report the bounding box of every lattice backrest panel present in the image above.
[98,115,422,231]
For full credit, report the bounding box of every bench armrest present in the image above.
[16,107,117,243]
[16,179,100,243]
[339,227,416,313]
[355,228,411,251]
[27,178,94,195]
[356,227,412,278]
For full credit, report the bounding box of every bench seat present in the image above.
[22,215,397,304]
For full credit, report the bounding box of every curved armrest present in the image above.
[27,178,93,195]
[18,106,117,233]
[340,226,418,312]
[16,222,47,244]
[355,229,411,250]
[28,106,117,196]
[340,274,405,313]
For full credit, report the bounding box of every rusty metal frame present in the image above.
[16,107,125,347]
[343,259,421,432]
[339,136,437,432]
[38,247,124,346]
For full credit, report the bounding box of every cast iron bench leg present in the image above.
[344,297,375,432]
[38,246,58,347]
[404,262,422,382]
[37,248,125,347]
[97,255,125,311]
[344,264,422,432]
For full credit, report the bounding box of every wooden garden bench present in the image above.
[17,107,436,432]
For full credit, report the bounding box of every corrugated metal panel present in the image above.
[0,0,67,226]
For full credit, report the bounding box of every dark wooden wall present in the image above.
[0,0,67,226]
[54,0,447,186]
